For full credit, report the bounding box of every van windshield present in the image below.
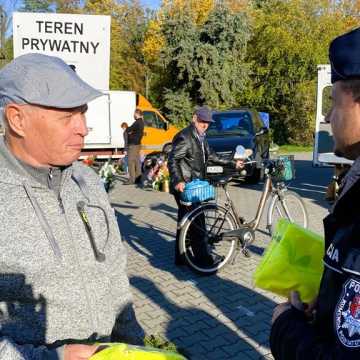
[207,112,254,137]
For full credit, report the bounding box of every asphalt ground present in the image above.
[109,152,333,359]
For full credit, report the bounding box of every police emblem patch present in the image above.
[335,278,360,347]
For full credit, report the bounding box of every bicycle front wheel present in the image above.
[268,190,308,235]
[179,204,237,274]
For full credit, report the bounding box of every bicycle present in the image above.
[178,156,308,274]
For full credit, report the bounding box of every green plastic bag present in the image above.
[90,343,187,360]
[253,219,324,303]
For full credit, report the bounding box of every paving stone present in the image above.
[110,154,331,360]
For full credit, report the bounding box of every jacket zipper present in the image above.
[59,193,99,332]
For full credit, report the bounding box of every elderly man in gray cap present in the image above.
[0,53,143,360]
[270,28,360,360]
[168,106,243,269]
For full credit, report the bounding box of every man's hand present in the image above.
[272,291,318,324]
[235,160,245,169]
[175,182,185,192]
[64,344,98,360]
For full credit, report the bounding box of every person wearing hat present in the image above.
[270,28,360,359]
[0,53,144,360]
[168,106,244,267]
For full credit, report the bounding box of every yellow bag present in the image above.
[90,343,187,360]
[253,219,324,303]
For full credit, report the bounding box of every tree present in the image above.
[21,0,52,12]
[243,0,359,145]
[150,4,250,126]
[84,0,147,92]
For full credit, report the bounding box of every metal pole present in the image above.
[0,7,5,61]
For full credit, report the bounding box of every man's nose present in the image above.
[74,113,88,136]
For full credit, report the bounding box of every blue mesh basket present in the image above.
[273,155,295,181]
[181,179,215,203]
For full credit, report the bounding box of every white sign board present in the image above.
[13,12,111,90]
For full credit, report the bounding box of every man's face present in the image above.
[327,82,360,160]
[20,104,88,166]
[193,116,210,135]
[134,111,142,120]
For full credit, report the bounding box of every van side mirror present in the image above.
[255,127,269,136]
[163,122,168,131]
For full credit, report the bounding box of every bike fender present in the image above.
[178,203,219,228]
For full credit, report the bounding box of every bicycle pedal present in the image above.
[242,248,251,258]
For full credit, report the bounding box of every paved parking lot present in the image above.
[109,153,332,359]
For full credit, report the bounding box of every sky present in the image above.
[141,0,161,9]
[1,0,162,37]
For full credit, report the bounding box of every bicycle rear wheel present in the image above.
[268,190,308,235]
[179,204,237,274]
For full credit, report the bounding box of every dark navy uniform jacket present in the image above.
[270,157,360,359]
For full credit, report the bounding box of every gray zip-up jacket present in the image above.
[0,139,143,359]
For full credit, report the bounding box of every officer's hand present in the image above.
[291,291,318,319]
[175,182,185,192]
[64,344,98,360]
[235,160,245,169]
[272,302,291,324]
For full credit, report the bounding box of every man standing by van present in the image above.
[124,109,144,185]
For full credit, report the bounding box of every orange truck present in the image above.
[81,91,178,158]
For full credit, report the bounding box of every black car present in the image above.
[206,109,270,183]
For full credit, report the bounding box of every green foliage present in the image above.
[155,4,250,126]
[84,0,147,93]
[243,0,356,145]
[6,0,360,145]
[20,0,81,13]
[144,334,178,352]
[21,0,52,12]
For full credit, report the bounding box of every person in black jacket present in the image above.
[270,28,360,359]
[124,109,144,185]
[168,106,243,267]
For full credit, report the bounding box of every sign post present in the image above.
[13,12,111,90]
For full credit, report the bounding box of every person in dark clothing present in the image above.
[270,27,360,359]
[124,109,144,185]
[168,106,244,267]
[121,122,129,176]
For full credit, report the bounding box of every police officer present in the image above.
[270,28,360,359]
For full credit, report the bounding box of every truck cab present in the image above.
[136,94,178,154]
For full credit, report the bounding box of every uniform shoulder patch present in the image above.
[335,278,360,348]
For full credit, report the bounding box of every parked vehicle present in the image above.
[206,109,270,183]
[82,91,178,158]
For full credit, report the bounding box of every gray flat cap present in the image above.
[195,106,214,122]
[0,53,102,108]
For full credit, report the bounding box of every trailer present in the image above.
[313,64,353,167]
[81,91,178,159]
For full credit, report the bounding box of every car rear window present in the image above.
[208,112,254,137]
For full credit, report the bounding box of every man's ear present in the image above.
[4,104,28,137]
[192,114,197,123]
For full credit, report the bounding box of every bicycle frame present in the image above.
[220,174,274,231]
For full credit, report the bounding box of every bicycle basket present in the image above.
[272,155,295,181]
[181,179,215,203]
